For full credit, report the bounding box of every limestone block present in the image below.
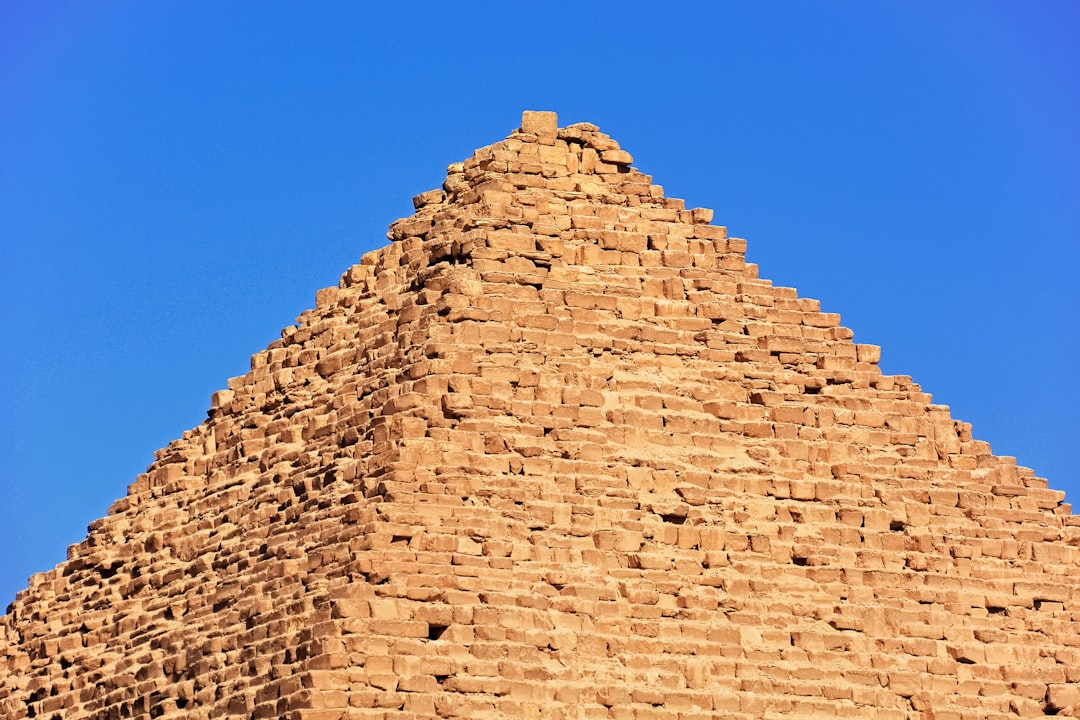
[857,344,882,363]
[600,149,633,165]
[412,189,445,209]
[1048,683,1080,710]
[521,110,558,141]
[210,388,234,409]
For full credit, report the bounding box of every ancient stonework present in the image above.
[2,111,1077,719]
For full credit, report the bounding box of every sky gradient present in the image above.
[1,2,1078,608]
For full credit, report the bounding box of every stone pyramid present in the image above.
[2,111,1078,720]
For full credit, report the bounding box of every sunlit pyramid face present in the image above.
[3,110,1076,720]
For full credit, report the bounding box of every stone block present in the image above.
[521,110,558,140]
[600,149,633,165]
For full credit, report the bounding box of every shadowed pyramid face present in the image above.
[3,111,1078,719]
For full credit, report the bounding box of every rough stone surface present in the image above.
[2,111,1077,719]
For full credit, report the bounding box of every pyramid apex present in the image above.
[521,109,558,139]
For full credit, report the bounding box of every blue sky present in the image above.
[1,2,1077,608]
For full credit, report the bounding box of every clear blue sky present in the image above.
[1,2,1077,608]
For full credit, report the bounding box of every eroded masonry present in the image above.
[2,111,1077,719]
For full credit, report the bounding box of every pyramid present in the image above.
[2,111,1078,720]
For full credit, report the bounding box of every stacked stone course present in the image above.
[2,111,1077,719]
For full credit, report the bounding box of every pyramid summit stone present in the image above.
[520,110,558,139]
[3,114,1079,719]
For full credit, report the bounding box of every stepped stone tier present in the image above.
[2,111,1078,720]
